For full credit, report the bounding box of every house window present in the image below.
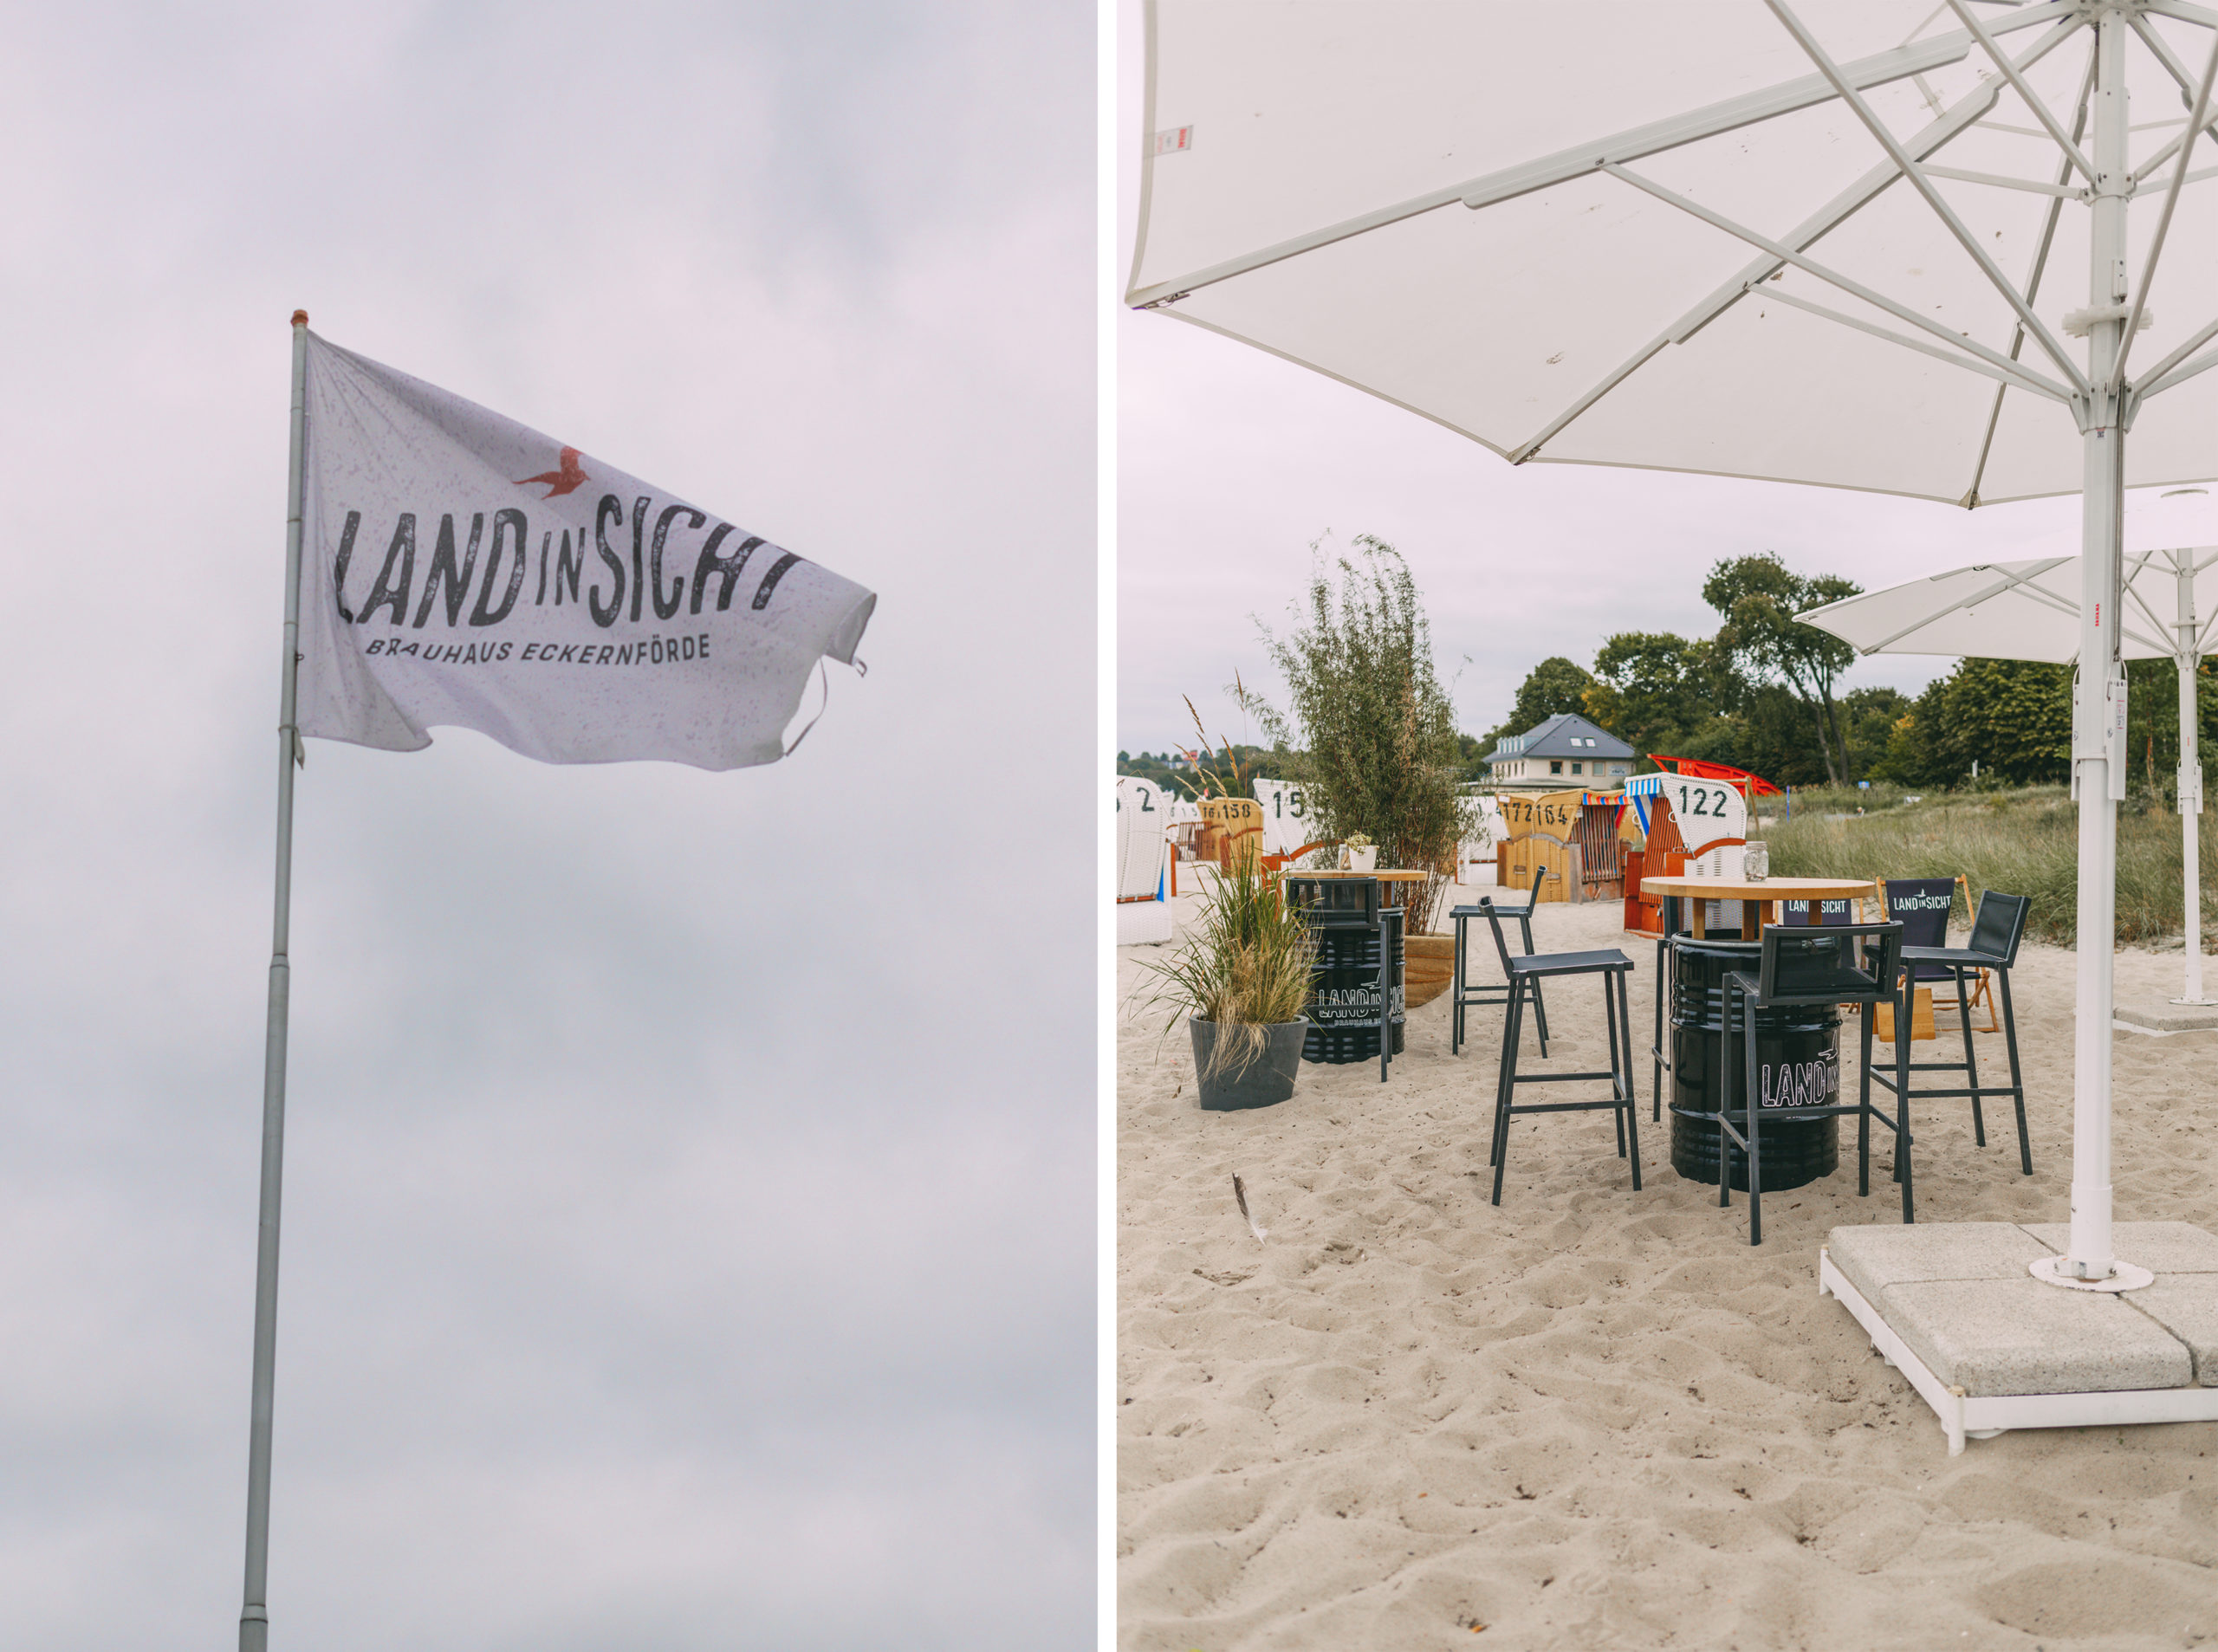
[1612,764,1627,776]
[1571,761,1583,775]
[1549,760,1562,774]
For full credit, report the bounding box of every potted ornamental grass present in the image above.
[1138,857,1316,1111]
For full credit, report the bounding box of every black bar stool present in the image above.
[1475,897,1640,1205]
[1715,921,1905,1244]
[1287,875,1403,1083]
[1871,890,2033,1176]
[1648,891,1686,1124]
[1449,865,1551,1056]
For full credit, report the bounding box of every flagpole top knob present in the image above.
[291,309,308,327]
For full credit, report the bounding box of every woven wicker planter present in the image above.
[1404,933,1456,1008]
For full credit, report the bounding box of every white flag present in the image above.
[296,334,875,770]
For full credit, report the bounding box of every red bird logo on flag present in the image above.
[516,446,588,498]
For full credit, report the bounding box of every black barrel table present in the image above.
[1668,936,1839,1189]
[1637,874,1874,1193]
[1286,872,1409,1064]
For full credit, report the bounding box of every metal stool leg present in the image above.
[1954,965,1984,1145]
[1895,984,1915,1223]
[1451,912,1466,1056]
[1717,977,1735,1209]
[2000,968,2032,1176]
[1744,986,1763,1246]
[1603,973,1627,1158]
[1489,978,1521,1169]
[1857,1001,1875,1197]
[1519,910,1552,1054]
[1377,914,1393,1084]
[1652,933,1669,1123]
[1617,968,1643,1192]
[1491,981,1524,1205]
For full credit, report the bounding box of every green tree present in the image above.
[1703,554,1862,785]
[1942,659,2072,783]
[1872,658,2072,787]
[1482,655,1595,751]
[1839,685,1910,782]
[1587,631,1740,761]
[1252,536,1469,914]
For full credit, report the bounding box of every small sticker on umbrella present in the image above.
[1155,125,1194,155]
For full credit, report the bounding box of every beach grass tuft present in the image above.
[1133,860,1316,1078]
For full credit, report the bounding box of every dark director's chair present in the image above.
[1870,890,2033,1176]
[1717,921,1905,1245]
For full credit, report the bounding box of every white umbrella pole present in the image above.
[240,311,308,1652]
[2176,549,2208,1005]
[2063,10,2129,1283]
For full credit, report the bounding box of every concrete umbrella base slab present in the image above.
[1819,1221,2218,1455]
[2112,1000,2218,1035]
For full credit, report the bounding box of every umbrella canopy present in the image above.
[1130,2,2218,502]
[1798,547,2218,665]
[1131,1,2218,1285]
[1800,535,2218,1003]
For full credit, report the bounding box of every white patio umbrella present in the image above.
[1130,1,2218,1286]
[1799,536,2218,1004]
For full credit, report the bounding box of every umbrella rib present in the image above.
[2144,1,2218,28]
[1987,561,2167,657]
[1508,84,2003,463]
[1920,164,2080,198]
[1943,0,2097,181]
[2135,338,2218,400]
[1849,562,2079,654]
[1991,567,2107,630]
[2122,548,2189,658]
[1963,42,2093,509]
[1756,286,2056,393]
[2127,577,2181,654]
[2130,297,2218,388]
[2112,29,2218,389]
[1811,558,2176,663]
[1765,0,2091,398]
[2124,15,2218,181]
[1122,3,2075,308]
[1601,164,2072,402]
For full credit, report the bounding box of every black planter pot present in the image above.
[1190,1018,1307,1111]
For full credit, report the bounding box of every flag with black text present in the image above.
[297,333,876,769]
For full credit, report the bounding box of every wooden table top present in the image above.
[1638,874,1873,902]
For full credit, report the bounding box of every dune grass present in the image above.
[1765,785,2215,947]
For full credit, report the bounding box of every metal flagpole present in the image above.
[241,308,310,1652]
[2174,547,2209,1006]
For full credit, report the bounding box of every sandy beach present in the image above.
[1118,882,2218,1651]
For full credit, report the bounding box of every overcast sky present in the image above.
[1113,5,2213,761]
[0,5,1092,1650]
